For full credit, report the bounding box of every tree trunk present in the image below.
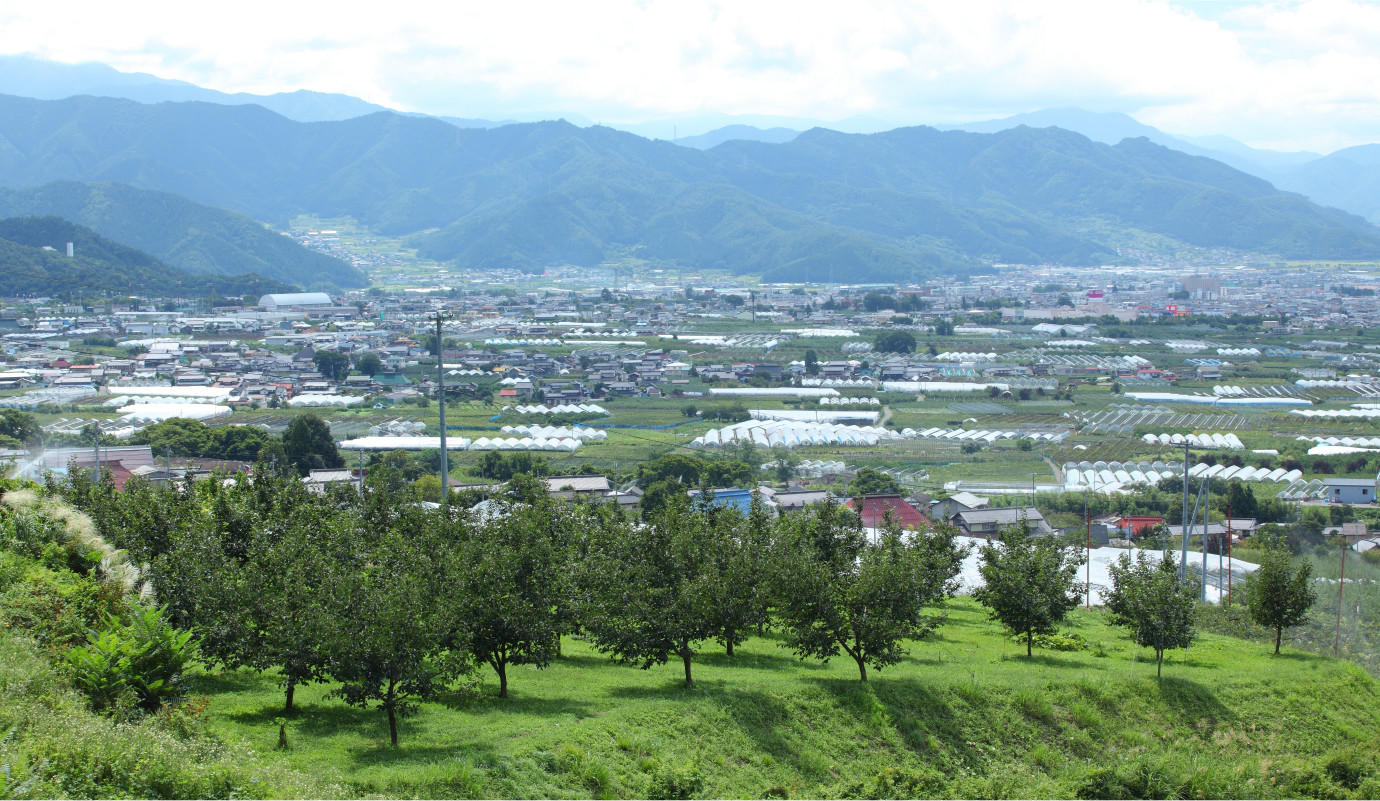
[386,680,398,747]
[856,654,868,682]
[284,678,295,712]
[1027,630,1033,657]
[1275,626,1282,655]
[496,660,508,699]
[725,630,734,657]
[682,649,694,688]
[555,632,563,658]
[1156,649,1163,677]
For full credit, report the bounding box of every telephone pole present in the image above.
[433,311,450,511]
[1180,439,1190,582]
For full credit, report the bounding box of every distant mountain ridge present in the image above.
[0,54,390,123]
[0,215,295,297]
[0,181,365,288]
[1,94,1378,282]
[9,54,1380,226]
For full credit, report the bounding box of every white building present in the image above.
[258,293,334,311]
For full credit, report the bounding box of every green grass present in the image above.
[188,597,1380,799]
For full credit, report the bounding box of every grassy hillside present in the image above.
[192,597,1380,799]
[0,633,333,798]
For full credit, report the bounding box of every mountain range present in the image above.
[0,215,295,297]
[7,54,1380,229]
[1,93,1378,283]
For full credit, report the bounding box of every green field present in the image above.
[171,597,1380,799]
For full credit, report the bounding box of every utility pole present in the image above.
[433,311,450,511]
[1227,502,1233,606]
[1335,541,1347,657]
[1200,482,1209,603]
[1085,491,1092,610]
[1180,439,1190,582]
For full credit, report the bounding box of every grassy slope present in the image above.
[0,630,334,799]
[194,597,1380,799]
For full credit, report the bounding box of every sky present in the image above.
[1,0,1379,152]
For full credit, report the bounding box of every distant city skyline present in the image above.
[2,0,1379,152]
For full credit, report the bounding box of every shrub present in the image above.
[648,763,704,800]
[1013,631,1090,651]
[66,606,195,713]
[2,570,129,649]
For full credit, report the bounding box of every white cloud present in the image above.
[0,0,1379,150]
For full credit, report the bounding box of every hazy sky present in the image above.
[2,0,1379,151]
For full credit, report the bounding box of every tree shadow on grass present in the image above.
[997,652,1106,670]
[808,676,982,768]
[1151,676,1235,728]
[551,653,612,669]
[345,739,503,769]
[1272,650,1332,664]
[189,669,270,695]
[432,689,595,718]
[696,648,828,672]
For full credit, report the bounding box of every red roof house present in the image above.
[847,495,929,530]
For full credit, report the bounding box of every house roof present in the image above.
[543,475,611,493]
[952,507,1046,526]
[847,495,928,529]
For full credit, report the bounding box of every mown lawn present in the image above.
[191,597,1380,799]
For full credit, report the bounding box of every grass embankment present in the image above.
[0,634,335,798]
[194,597,1379,799]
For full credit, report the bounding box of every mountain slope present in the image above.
[0,216,295,296]
[0,180,365,288]
[945,107,1322,180]
[674,125,800,150]
[2,94,1377,281]
[1275,145,1380,226]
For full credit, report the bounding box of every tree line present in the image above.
[46,464,1317,745]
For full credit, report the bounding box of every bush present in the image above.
[647,763,704,800]
[3,570,129,650]
[1013,631,1090,651]
[66,606,195,713]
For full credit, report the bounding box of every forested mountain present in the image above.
[1274,144,1380,226]
[0,181,364,288]
[0,216,294,297]
[1,94,1378,282]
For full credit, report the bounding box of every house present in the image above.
[846,495,928,530]
[1323,521,1370,544]
[950,507,1052,538]
[543,474,612,500]
[772,489,834,512]
[1323,477,1377,505]
[1116,515,1164,537]
[688,487,758,513]
[931,491,989,520]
